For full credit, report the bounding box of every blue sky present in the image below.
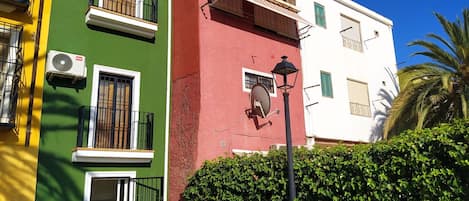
[353,0,469,68]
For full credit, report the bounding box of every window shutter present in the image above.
[211,0,244,17]
[347,79,370,116]
[320,72,332,97]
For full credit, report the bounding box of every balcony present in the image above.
[349,102,370,117]
[342,36,363,52]
[72,106,155,163]
[0,0,29,13]
[133,177,164,201]
[85,0,158,38]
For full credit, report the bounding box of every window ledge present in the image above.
[85,6,158,39]
[72,148,154,163]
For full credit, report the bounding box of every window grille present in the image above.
[0,21,23,127]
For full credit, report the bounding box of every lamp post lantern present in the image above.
[272,56,298,201]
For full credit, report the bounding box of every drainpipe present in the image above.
[25,0,45,146]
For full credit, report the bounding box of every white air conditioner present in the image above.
[46,50,87,81]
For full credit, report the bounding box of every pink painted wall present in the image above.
[170,1,306,200]
[196,1,306,167]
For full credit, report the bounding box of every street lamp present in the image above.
[271,56,298,201]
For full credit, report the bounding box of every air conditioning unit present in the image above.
[46,50,86,82]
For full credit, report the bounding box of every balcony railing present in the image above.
[349,102,371,117]
[133,177,164,201]
[77,106,154,150]
[88,0,158,24]
[342,36,363,52]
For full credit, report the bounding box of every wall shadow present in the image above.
[35,88,88,200]
[370,67,399,142]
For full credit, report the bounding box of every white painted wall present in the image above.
[298,0,399,143]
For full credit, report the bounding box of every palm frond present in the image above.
[409,40,460,70]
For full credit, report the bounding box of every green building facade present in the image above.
[35,0,170,200]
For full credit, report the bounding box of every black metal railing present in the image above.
[76,106,154,150]
[91,176,163,201]
[0,21,23,127]
[133,177,164,201]
[88,0,158,23]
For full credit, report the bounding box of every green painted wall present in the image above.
[35,0,169,200]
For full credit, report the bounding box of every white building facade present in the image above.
[298,0,399,145]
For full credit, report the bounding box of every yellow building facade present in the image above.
[0,0,50,200]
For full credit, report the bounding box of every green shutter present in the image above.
[321,72,333,97]
[314,3,326,28]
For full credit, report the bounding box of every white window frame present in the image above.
[88,64,141,149]
[83,171,136,201]
[0,27,20,124]
[242,67,277,97]
[98,0,144,18]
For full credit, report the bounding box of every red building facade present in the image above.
[170,0,311,200]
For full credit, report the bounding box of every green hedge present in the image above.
[183,120,469,200]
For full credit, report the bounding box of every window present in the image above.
[242,68,276,96]
[0,22,22,126]
[89,65,141,149]
[320,71,332,97]
[94,74,133,149]
[347,79,370,116]
[314,2,326,28]
[340,15,362,52]
[84,171,135,201]
[72,65,154,163]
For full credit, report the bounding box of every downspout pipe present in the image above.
[25,0,45,146]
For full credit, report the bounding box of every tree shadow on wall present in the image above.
[35,87,87,200]
[370,67,399,142]
[36,151,86,201]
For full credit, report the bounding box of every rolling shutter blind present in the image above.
[211,0,244,17]
[254,6,298,39]
[347,79,370,116]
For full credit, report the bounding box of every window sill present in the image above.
[85,6,158,39]
[72,147,154,163]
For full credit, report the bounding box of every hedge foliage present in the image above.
[183,120,469,200]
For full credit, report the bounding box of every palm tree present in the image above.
[384,9,469,139]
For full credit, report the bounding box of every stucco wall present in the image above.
[35,0,169,200]
[298,0,398,143]
[0,0,51,200]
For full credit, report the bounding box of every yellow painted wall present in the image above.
[0,0,51,200]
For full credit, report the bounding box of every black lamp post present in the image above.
[272,56,298,201]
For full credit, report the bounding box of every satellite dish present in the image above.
[52,53,73,71]
[250,84,271,118]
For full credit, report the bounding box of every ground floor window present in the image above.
[84,171,136,201]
